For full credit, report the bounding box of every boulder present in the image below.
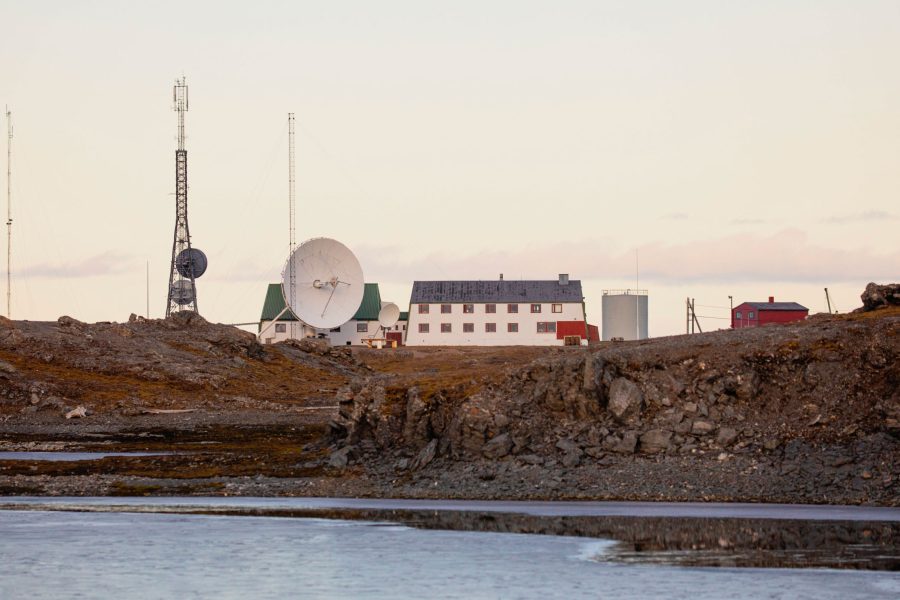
[561,450,582,468]
[858,282,900,311]
[65,405,87,419]
[639,429,672,454]
[411,438,438,470]
[717,427,739,446]
[555,438,579,454]
[328,446,353,468]
[613,431,638,454]
[608,378,643,423]
[691,420,716,435]
[483,433,513,459]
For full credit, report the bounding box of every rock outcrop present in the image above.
[857,282,900,312]
[329,290,898,503]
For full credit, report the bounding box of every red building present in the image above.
[555,321,601,343]
[732,297,808,329]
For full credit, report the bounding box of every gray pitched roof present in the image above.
[742,302,808,311]
[410,280,584,304]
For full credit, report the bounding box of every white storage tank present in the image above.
[602,290,648,341]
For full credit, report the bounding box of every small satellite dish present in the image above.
[176,248,208,278]
[377,303,400,329]
[169,280,195,305]
[281,237,365,330]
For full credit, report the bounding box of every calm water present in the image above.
[0,452,169,461]
[1,508,898,600]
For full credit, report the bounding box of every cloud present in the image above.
[730,218,769,225]
[357,230,899,285]
[820,210,898,224]
[19,251,137,279]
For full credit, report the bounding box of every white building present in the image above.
[259,282,407,345]
[405,275,594,346]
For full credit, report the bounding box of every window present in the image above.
[441,323,452,333]
[418,323,430,333]
[485,323,496,333]
[537,322,557,333]
[552,303,562,313]
[463,323,474,333]
[330,327,341,333]
[507,304,518,313]
[485,304,496,314]
[735,311,742,319]
[508,323,518,333]
[463,304,474,314]
[275,323,286,333]
[441,304,452,314]
[530,304,542,313]
[418,304,429,314]
[357,322,368,333]
[748,311,755,319]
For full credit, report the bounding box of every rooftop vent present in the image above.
[499,273,503,281]
[559,273,569,286]
[769,296,774,303]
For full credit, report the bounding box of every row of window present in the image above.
[734,311,755,320]
[418,303,564,314]
[276,322,408,334]
[418,322,558,334]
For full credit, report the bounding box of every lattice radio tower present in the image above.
[166,77,206,316]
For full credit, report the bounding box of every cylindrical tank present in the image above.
[602,291,649,341]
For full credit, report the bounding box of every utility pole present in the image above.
[686,297,690,334]
[686,298,702,334]
[5,107,11,319]
[728,295,733,329]
[288,113,296,338]
[824,288,833,314]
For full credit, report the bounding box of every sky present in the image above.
[1,0,898,336]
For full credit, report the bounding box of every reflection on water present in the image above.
[2,497,898,570]
[1,510,898,600]
[0,452,169,461]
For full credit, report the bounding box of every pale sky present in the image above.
[2,0,898,336]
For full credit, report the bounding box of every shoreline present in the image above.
[3,496,898,570]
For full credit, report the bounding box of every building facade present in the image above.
[404,276,591,346]
[259,282,402,345]
[731,297,808,329]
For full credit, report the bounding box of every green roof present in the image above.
[260,282,382,323]
[354,283,382,320]
[260,283,297,322]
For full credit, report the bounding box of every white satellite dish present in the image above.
[377,303,400,329]
[280,237,365,330]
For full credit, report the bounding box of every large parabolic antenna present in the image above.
[281,237,365,329]
[377,303,400,329]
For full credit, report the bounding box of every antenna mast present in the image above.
[165,77,200,316]
[5,107,11,319]
[288,113,296,337]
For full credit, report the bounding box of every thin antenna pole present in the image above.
[5,107,11,319]
[288,113,296,338]
[146,260,150,318]
[635,249,639,340]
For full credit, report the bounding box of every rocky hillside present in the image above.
[330,287,899,503]
[0,283,897,504]
[0,312,361,417]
